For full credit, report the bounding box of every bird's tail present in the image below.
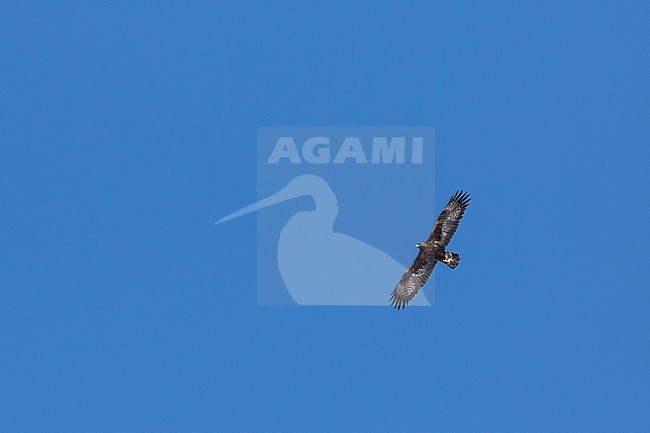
[442,252,460,269]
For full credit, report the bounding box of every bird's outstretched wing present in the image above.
[427,190,470,248]
[390,252,436,309]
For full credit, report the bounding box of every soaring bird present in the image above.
[390,190,470,309]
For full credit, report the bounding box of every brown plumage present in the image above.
[390,190,470,309]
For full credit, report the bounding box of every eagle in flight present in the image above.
[390,190,471,309]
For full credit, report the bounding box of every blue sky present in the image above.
[1,2,649,432]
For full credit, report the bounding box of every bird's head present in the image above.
[416,242,425,250]
[215,175,337,225]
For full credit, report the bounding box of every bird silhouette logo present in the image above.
[217,175,432,306]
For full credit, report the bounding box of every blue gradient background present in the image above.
[1,2,648,432]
